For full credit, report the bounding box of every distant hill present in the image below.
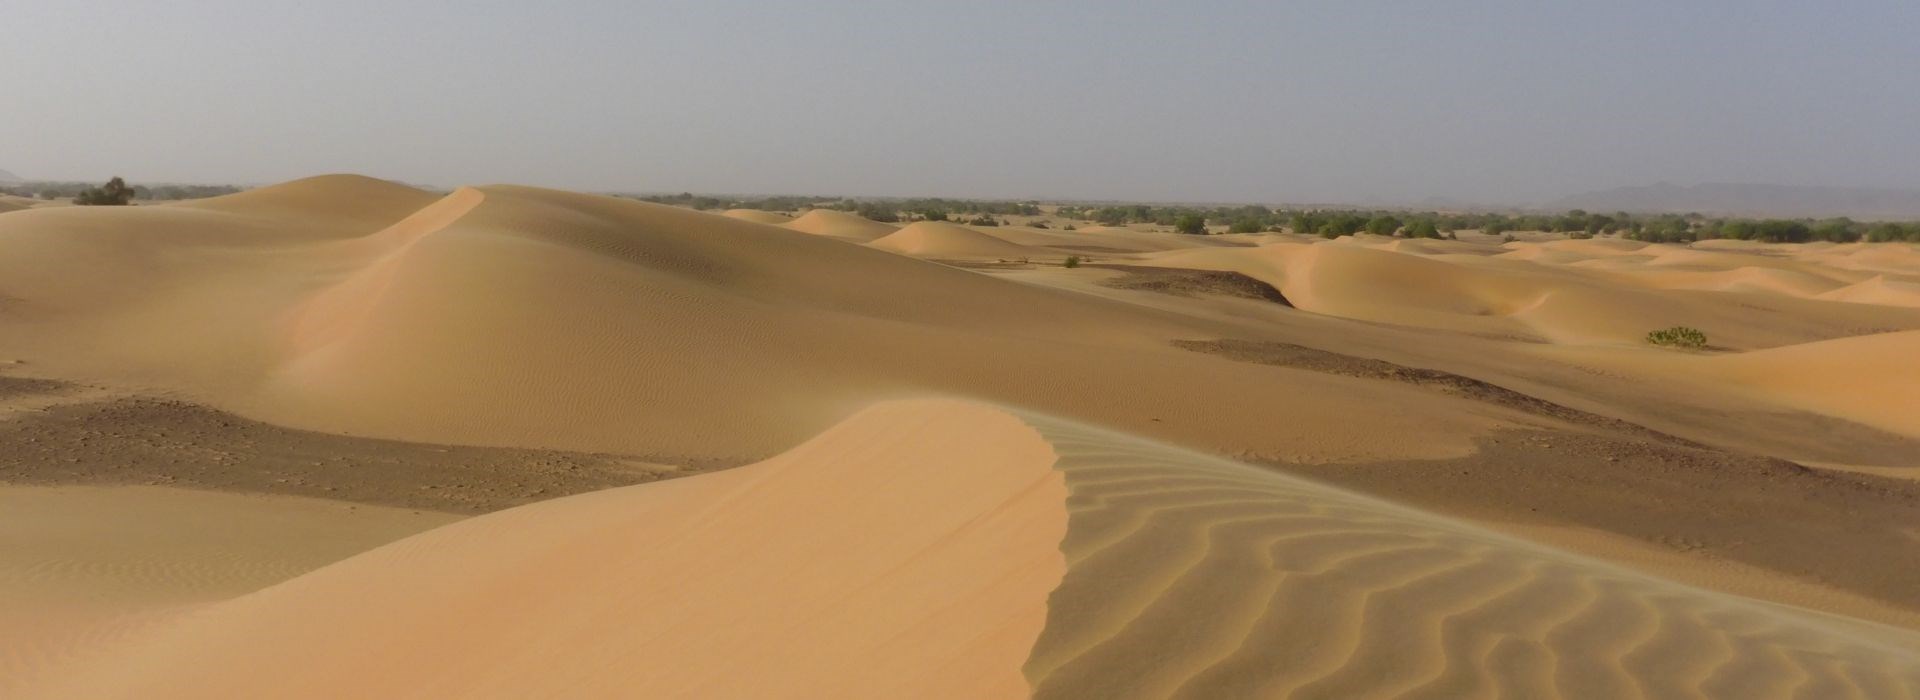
[1554,183,1920,220]
[0,169,20,184]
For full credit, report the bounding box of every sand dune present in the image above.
[868,220,1042,259]
[720,207,794,224]
[172,174,441,237]
[0,182,1504,464]
[0,486,454,696]
[1687,330,1920,437]
[0,199,28,214]
[8,176,1920,697]
[22,401,1070,699]
[781,208,899,241]
[1818,275,1920,308]
[1148,239,1920,347]
[24,401,1920,698]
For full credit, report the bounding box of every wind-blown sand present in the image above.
[4,176,1920,697]
[18,401,1920,698]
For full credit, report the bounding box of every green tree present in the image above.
[1364,215,1402,236]
[1173,214,1207,235]
[1403,219,1440,239]
[73,176,134,206]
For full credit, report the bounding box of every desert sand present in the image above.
[4,176,1919,697]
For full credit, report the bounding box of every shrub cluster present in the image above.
[1646,326,1708,349]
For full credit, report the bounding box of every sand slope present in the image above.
[1024,412,1920,699]
[26,400,1920,698]
[782,208,899,241]
[0,487,455,696]
[0,181,1505,464]
[720,208,794,225]
[868,221,1041,259]
[1148,239,1920,347]
[1687,330,1920,437]
[24,400,1069,699]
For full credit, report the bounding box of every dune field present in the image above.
[3,176,1919,697]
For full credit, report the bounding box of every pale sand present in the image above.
[781,208,900,241]
[720,207,794,225]
[868,221,1047,259]
[5,177,1920,696]
[22,400,1069,699]
[0,486,454,696]
[0,177,1501,464]
[20,401,1920,698]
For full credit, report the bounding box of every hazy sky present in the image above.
[4,1,1917,204]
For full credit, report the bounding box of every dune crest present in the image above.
[782,208,899,241]
[869,221,1039,259]
[1022,413,1920,698]
[720,208,794,224]
[24,400,1920,698]
[25,400,1070,699]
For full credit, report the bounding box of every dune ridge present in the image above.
[21,400,1070,699]
[782,208,899,241]
[22,400,1920,698]
[868,220,1040,259]
[720,208,794,224]
[1022,412,1920,699]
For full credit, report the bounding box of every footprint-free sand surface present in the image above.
[3,177,1918,697]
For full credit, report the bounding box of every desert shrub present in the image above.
[1064,255,1081,268]
[1364,215,1402,236]
[72,177,134,206]
[1030,221,1049,229]
[1501,233,1517,243]
[1173,214,1207,235]
[1646,326,1708,349]
[855,203,899,223]
[966,215,1000,226]
[1226,219,1265,234]
[1061,223,1076,231]
[921,209,949,221]
[1403,219,1440,239]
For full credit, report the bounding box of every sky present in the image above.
[3,1,1917,205]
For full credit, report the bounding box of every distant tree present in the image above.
[1364,215,1402,236]
[72,176,134,206]
[855,202,899,223]
[921,209,949,222]
[1866,222,1911,242]
[1811,218,1858,243]
[1403,219,1440,239]
[1173,214,1207,235]
[966,214,1000,227]
[1227,219,1265,234]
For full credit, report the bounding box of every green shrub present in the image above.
[73,176,134,206]
[1063,255,1081,268]
[1173,214,1207,235]
[1646,326,1708,349]
[1364,215,1402,236]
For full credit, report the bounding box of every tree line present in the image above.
[2,179,243,203]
